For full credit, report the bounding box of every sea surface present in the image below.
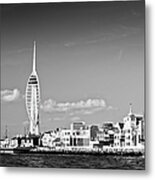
[0,154,145,169]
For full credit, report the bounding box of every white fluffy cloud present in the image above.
[40,98,106,114]
[1,89,21,102]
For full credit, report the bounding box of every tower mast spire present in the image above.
[33,41,36,73]
[5,125,8,139]
[129,103,133,115]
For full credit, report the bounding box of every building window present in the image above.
[126,142,130,146]
[127,129,130,133]
[139,135,141,143]
[76,132,80,135]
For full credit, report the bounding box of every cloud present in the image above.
[82,107,104,115]
[64,42,76,47]
[107,106,118,111]
[1,89,21,102]
[40,98,106,115]
[70,116,81,121]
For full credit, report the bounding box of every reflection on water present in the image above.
[0,154,145,169]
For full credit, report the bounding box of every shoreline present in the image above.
[0,147,144,157]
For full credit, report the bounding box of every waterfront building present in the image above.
[41,130,60,148]
[25,41,40,136]
[15,135,41,147]
[70,128,90,148]
[135,114,145,147]
[114,122,125,147]
[122,104,144,148]
[41,123,91,150]
[41,132,52,147]
[97,122,115,147]
[90,125,99,141]
[38,104,144,151]
[20,136,34,147]
[102,122,113,130]
[0,138,10,148]
[10,137,19,148]
[0,139,5,148]
[70,122,90,149]
[60,129,71,148]
[70,121,86,131]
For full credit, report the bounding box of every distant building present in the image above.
[41,122,91,150]
[97,122,115,147]
[60,129,71,148]
[41,129,61,148]
[70,121,85,131]
[10,135,41,148]
[38,105,144,151]
[0,138,10,148]
[117,104,145,148]
[135,114,145,146]
[90,125,99,141]
[114,122,125,147]
[10,137,19,148]
[70,122,90,148]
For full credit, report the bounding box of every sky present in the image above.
[1,1,145,138]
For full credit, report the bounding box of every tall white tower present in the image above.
[25,41,40,136]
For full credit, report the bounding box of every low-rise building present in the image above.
[70,122,90,149]
[10,137,19,148]
[60,129,71,147]
[0,138,10,148]
[41,129,61,148]
[97,122,115,148]
[114,122,125,147]
[90,125,99,141]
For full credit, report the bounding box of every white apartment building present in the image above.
[122,104,144,148]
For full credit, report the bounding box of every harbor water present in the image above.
[0,154,145,169]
